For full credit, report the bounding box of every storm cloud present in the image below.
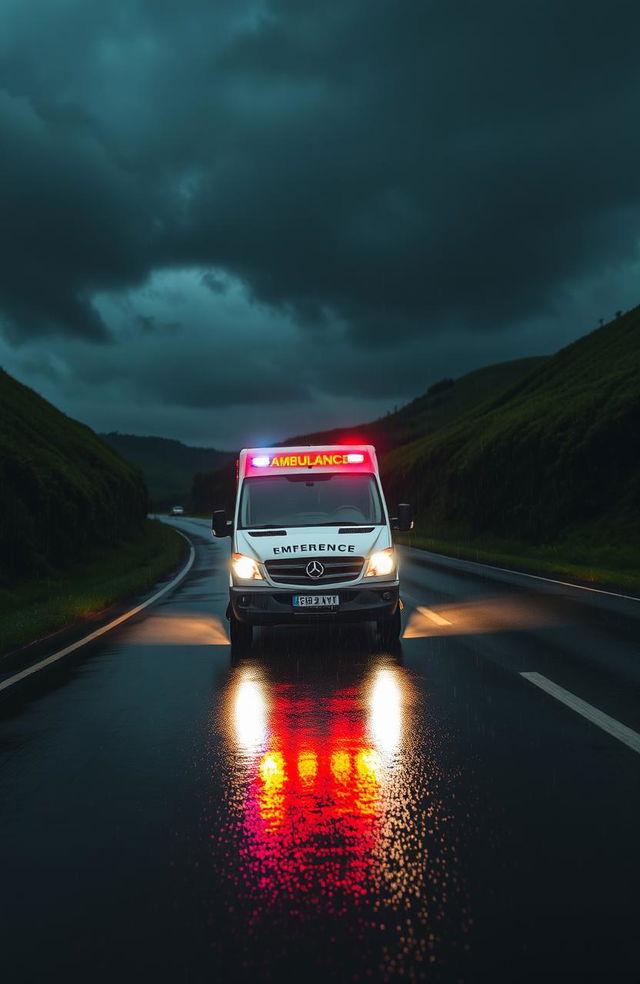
[1,0,639,443]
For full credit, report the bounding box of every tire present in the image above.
[377,605,402,647]
[230,613,253,655]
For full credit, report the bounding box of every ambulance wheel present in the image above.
[230,613,253,654]
[378,606,401,647]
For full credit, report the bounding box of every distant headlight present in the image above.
[232,553,264,580]
[365,548,395,577]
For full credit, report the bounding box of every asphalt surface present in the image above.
[1,517,639,983]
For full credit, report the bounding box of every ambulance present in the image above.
[212,445,413,652]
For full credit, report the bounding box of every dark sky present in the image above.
[1,0,639,448]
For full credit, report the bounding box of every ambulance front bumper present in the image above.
[229,583,399,625]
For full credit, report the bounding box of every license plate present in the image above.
[292,594,339,609]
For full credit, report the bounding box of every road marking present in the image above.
[417,606,452,626]
[520,672,640,755]
[0,531,196,695]
[411,550,640,603]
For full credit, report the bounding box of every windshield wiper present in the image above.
[312,521,372,526]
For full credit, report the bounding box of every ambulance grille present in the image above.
[265,556,364,585]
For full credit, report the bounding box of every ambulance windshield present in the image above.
[239,474,384,529]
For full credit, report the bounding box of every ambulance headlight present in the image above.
[365,548,395,577]
[232,553,264,580]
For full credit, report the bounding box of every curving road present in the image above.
[0,517,638,983]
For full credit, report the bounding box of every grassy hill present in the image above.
[0,368,148,580]
[383,308,640,579]
[285,356,546,453]
[101,433,234,508]
[192,313,639,585]
[191,355,547,515]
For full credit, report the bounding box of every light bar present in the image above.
[264,452,367,468]
[244,446,374,476]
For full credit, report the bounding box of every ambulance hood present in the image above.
[234,525,390,565]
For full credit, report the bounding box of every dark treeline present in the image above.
[192,461,237,519]
[0,369,148,580]
[100,432,234,509]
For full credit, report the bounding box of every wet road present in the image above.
[1,517,639,983]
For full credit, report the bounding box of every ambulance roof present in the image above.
[239,445,378,478]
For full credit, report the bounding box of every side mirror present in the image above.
[212,509,233,538]
[392,503,413,533]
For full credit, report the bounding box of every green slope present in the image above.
[285,356,546,453]
[101,432,234,508]
[0,368,148,580]
[191,356,546,514]
[383,308,640,575]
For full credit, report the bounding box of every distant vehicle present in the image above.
[170,505,185,516]
[212,444,413,653]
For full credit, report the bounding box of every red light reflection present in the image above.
[219,661,469,974]
[228,666,404,905]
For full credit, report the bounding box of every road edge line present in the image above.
[405,547,639,603]
[0,530,196,695]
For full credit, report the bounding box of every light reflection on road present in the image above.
[230,667,269,755]
[217,651,468,975]
[403,595,563,638]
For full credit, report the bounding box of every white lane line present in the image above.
[520,671,640,755]
[409,550,640,603]
[417,605,452,626]
[0,531,196,695]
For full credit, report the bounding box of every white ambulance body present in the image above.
[212,445,412,652]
